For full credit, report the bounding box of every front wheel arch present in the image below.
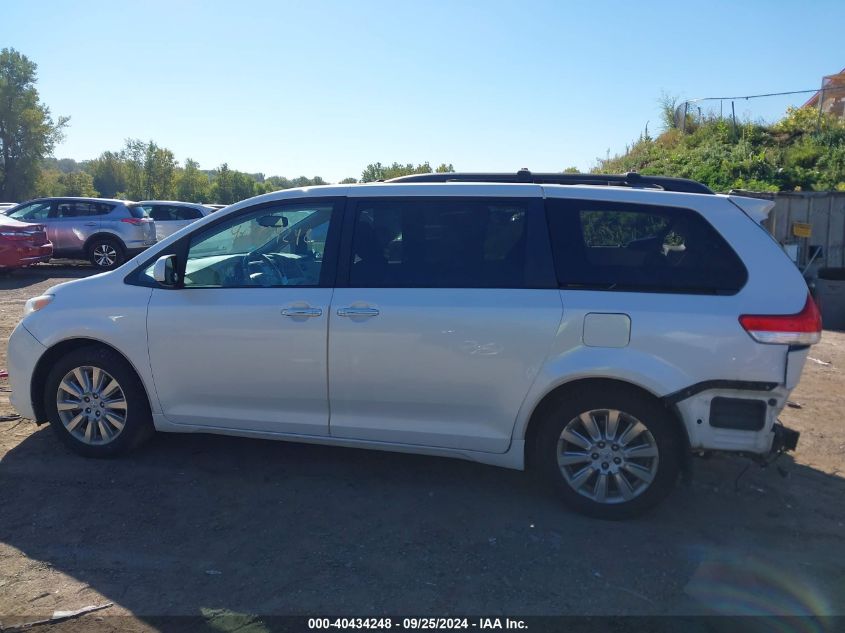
[30,338,153,425]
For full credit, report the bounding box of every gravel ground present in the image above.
[0,264,843,630]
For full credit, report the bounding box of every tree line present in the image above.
[0,47,454,204]
[35,149,456,204]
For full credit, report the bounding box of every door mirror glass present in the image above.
[153,254,179,287]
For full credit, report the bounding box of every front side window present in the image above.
[546,199,747,295]
[8,201,51,221]
[349,198,531,288]
[182,202,336,288]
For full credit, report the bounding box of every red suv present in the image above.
[0,215,53,271]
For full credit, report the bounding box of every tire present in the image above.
[535,385,682,519]
[88,237,125,270]
[44,345,154,458]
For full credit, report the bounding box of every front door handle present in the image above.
[84,222,97,226]
[337,306,380,318]
[281,306,322,318]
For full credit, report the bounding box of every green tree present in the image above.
[0,48,68,200]
[87,151,127,198]
[33,168,64,197]
[176,158,210,202]
[121,138,147,199]
[211,163,234,204]
[59,171,98,196]
[230,169,257,202]
[339,177,358,184]
[144,141,176,199]
[360,161,444,182]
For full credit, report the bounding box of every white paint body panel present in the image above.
[147,287,333,434]
[6,182,816,470]
[328,288,562,452]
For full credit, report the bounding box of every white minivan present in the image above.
[7,172,820,518]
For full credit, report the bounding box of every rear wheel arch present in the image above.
[83,232,126,254]
[522,377,690,471]
[30,338,153,424]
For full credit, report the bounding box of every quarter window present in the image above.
[182,202,335,288]
[349,198,532,288]
[545,199,747,295]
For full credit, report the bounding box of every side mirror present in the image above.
[153,254,179,287]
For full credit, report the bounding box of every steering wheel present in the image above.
[243,252,285,286]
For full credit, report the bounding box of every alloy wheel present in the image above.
[56,366,127,445]
[92,243,118,267]
[557,409,659,504]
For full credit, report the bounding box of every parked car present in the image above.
[0,202,17,213]
[0,214,53,271]
[138,201,213,241]
[203,204,226,211]
[7,171,820,518]
[4,197,156,269]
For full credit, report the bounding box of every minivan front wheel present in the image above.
[88,238,125,269]
[536,387,681,519]
[44,345,153,457]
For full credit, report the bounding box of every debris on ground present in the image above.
[1,603,113,631]
[807,357,832,366]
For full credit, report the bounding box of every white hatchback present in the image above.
[7,172,820,518]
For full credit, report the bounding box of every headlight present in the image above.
[24,294,54,316]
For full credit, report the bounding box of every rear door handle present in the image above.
[281,307,322,318]
[337,306,380,318]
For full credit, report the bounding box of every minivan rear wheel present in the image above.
[535,386,681,519]
[44,345,153,457]
[88,237,125,270]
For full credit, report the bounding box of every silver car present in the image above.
[138,201,212,241]
[5,197,156,269]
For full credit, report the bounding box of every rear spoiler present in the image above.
[727,194,776,224]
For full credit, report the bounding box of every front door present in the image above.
[328,194,562,453]
[147,198,341,434]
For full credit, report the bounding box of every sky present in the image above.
[2,0,844,182]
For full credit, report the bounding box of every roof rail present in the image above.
[387,169,714,195]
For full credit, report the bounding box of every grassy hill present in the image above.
[595,106,845,193]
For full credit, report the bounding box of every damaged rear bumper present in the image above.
[771,421,800,453]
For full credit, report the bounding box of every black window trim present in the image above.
[124,196,345,289]
[545,198,749,296]
[335,195,557,290]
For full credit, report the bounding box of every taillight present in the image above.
[121,218,151,225]
[0,230,31,241]
[739,295,822,345]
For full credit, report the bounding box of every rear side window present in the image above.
[56,201,113,217]
[142,205,203,221]
[545,199,747,295]
[348,198,545,288]
[172,206,203,221]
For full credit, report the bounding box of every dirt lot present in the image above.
[0,265,843,629]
